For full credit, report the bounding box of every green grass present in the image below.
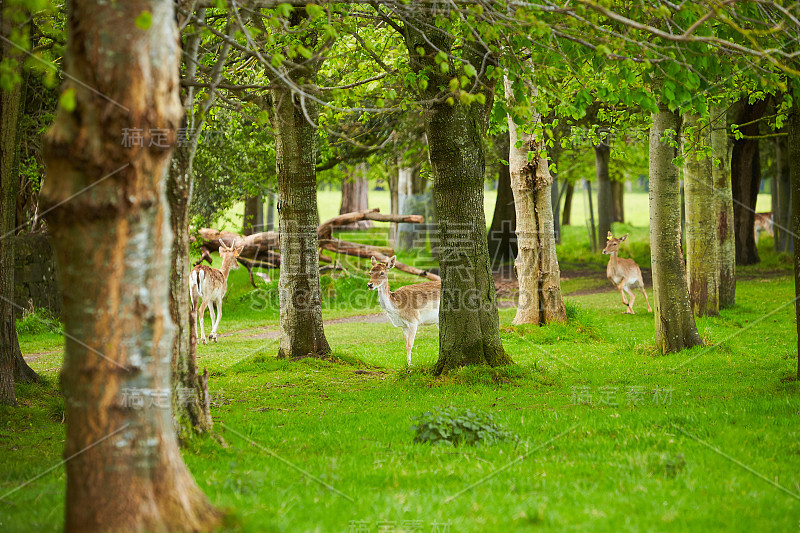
[3,197,797,532]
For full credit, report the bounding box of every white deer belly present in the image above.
[417,303,439,326]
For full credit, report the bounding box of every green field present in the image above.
[2,191,796,532]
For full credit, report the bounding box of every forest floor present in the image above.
[2,224,798,532]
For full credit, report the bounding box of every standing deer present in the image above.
[602,232,651,314]
[190,239,243,343]
[754,212,774,244]
[368,256,441,366]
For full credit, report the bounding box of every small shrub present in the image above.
[16,305,62,335]
[411,406,518,447]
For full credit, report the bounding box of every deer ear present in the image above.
[219,239,229,250]
[371,256,378,266]
[387,255,397,269]
[620,234,628,241]
[607,231,613,241]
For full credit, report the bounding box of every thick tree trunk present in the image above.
[731,99,766,265]
[790,97,800,380]
[487,132,517,266]
[775,136,792,252]
[712,105,736,308]
[271,11,330,359]
[243,194,264,235]
[40,2,219,530]
[595,139,613,241]
[504,76,566,326]
[611,180,625,222]
[562,182,574,226]
[404,18,511,374]
[649,103,703,354]
[683,112,720,316]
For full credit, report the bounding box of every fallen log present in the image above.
[318,208,425,240]
[318,239,395,258]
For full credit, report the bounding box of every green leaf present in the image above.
[59,87,76,112]
[134,11,152,31]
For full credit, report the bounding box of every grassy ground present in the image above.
[2,197,797,532]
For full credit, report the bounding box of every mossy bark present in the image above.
[731,98,766,265]
[683,112,720,316]
[649,102,703,354]
[41,1,219,530]
[712,105,736,308]
[271,10,330,359]
[403,12,511,374]
[790,97,800,380]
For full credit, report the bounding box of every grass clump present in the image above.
[16,306,62,335]
[411,406,518,447]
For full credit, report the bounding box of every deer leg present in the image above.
[405,324,418,366]
[198,301,208,344]
[640,285,652,312]
[623,286,635,314]
[211,298,223,342]
[617,284,629,306]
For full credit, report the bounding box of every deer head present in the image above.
[367,255,396,290]
[602,232,628,255]
[219,239,243,271]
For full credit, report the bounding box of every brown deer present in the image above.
[602,232,651,314]
[368,256,441,366]
[190,239,243,343]
[754,212,774,244]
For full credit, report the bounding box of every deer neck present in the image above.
[607,251,619,272]
[377,281,396,312]
[220,259,236,280]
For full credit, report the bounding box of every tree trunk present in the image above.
[403,17,511,374]
[790,97,800,380]
[487,131,517,266]
[649,102,703,354]
[683,112,719,316]
[775,135,792,252]
[611,180,625,222]
[549,142,562,243]
[1,8,40,406]
[40,1,219,530]
[243,194,264,235]
[731,98,766,265]
[339,164,372,229]
[388,160,399,243]
[595,138,613,240]
[271,10,330,359]
[504,77,567,326]
[712,104,736,309]
[562,182,574,226]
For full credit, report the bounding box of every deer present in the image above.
[602,232,651,315]
[754,212,774,244]
[189,239,243,344]
[367,255,441,366]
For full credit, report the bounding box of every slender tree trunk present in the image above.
[683,112,719,316]
[504,76,566,326]
[562,182,574,226]
[731,99,766,265]
[585,179,598,252]
[243,194,264,235]
[649,102,703,354]
[487,132,517,266]
[611,180,625,222]
[40,1,219,530]
[550,143,562,244]
[775,136,792,252]
[790,97,800,380]
[388,160,399,243]
[595,138,613,241]
[403,17,511,374]
[712,104,736,308]
[339,163,372,229]
[271,10,330,359]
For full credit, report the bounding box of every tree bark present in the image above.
[611,180,625,223]
[243,194,264,235]
[40,2,219,530]
[790,97,800,380]
[562,181,574,226]
[595,137,613,241]
[388,161,399,243]
[504,76,566,326]
[712,104,736,309]
[403,15,511,374]
[550,144,562,244]
[487,131,517,266]
[339,163,372,229]
[775,135,792,252]
[649,102,703,354]
[270,9,330,359]
[683,112,720,316]
[731,98,766,265]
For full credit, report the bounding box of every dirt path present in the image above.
[229,312,391,340]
